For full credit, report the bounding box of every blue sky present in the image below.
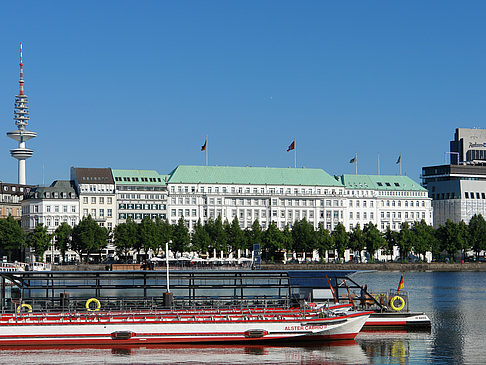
[1,1,486,185]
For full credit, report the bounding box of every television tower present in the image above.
[7,42,36,185]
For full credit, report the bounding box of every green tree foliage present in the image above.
[262,222,284,261]
[383,226,398,261]
[411,220,435,262]
[249,220,263,249]
[331,223,348,261]
[113,217,139,261]
[226,217,246,254]
[397,222,414,261]
[53,222,72,263]
[71,216,109,263]
[154,218,172,255]
[205,216,228,254]
[315,223,332,261]
[0,215,24,261]
[282,225,293,252]
[363,222,385,262]
[139,216,158,257]
[468,214,486,259]
[436,219,463,261]
[348,224,365,262]
[291,218,316,253]
[191,219,211,254]
[171,217,190,255]
[26,224,51,261]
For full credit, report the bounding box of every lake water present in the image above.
[0,271,485,364]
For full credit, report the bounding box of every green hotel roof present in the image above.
[167,165,344,187]
[112,169,167,186]
[339,174,426,191]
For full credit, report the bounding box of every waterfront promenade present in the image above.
[51,262,486,272]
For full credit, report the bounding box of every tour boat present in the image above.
[325,303,430,330]
[0,307,372,346]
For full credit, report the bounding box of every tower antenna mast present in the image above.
[7,42,37,185]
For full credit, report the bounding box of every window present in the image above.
[63,205,68,213]
[91,197,96,204]
[46,206,51,212]
[99,209,104,217]
[83,209,88,217]
[72,206,76,213]
[99,197,104,204]
[83,197,88,204]
[91,209,96,217]
[107,209,112,217]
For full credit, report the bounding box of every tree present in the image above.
[411,220,435,262]
[315,224,332,262]
[468,214,486,260]
[0,215,24,261]
[397,222,414,261]
[282,225,293,253]
[363,222,385,262]
[171,217,190,255]
[113,217,138,261]
[53,222,72,263]
[139,216,158,258]
[436,220,462,261]
[191,219,211,254]
[291,218,316,254]
[154,218,172,256]
[226,217,246,254]
[26,224,51,262]
[205,216,227,255]
[71,216,109,263]
[331,223,348,261]
[384,227,398,262]
[262,222,284,261]
[348,224,365,262]
[248,220,263,251]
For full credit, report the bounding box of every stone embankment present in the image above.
[51,262,486,272]
[261,262,486,272]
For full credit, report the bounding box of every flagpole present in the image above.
[206,134,208,166]
[400,153,402,176]
[377,153,380,175]
[294,138,296,168]
[355,154,358,175]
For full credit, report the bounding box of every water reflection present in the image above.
[4,272,486,364]
[0,342,368,365]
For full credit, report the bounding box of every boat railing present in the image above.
[6,296,293,315]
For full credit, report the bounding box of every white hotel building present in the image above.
[165,165,432,232]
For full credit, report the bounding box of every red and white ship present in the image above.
[0,307,372,346]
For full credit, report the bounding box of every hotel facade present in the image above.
[19,165,432,263]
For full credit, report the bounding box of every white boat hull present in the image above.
[0,310,371,346]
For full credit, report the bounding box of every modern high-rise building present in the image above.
[422,128,486,226]
[6,43,36,185]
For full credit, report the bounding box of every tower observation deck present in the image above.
[7,43,36,185]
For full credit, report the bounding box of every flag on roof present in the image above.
[349,154,357,163]
[201,139,207,151]
[287,140,295,152]
[396,154,401,164]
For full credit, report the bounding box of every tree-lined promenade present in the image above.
[1,214,486,263]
